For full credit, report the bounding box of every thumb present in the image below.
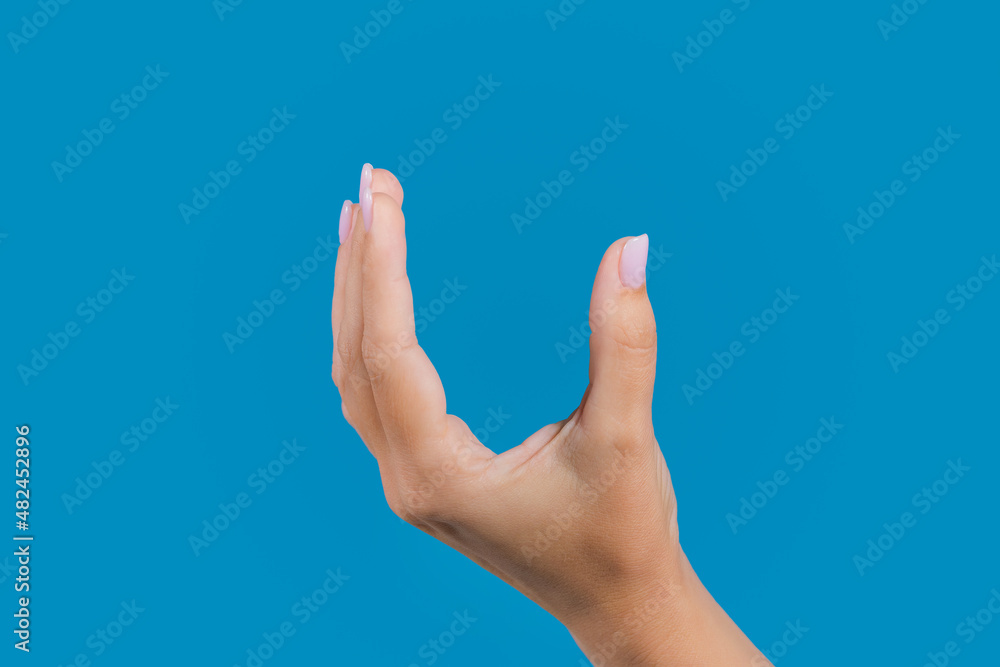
[581,234,657,430]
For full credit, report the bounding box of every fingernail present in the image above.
[361,187,373,231]
[359,163,373,202]
[619,234,649,289]
[338,200,353,244]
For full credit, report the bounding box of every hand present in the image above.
[331,164,768,666]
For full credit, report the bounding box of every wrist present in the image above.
[564,548,767,666]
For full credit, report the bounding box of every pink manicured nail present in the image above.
[359,163,373,202]
[338,200,353,244]
[361,186,373,231]
[619,234,649,289]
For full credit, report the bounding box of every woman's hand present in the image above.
[331,164,768,666]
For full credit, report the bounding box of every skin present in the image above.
[331,167,770,666]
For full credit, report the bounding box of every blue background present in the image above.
[3,0,998,664]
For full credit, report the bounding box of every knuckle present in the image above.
[345,366,370,393]
[391,464,468,528]
[385,490,415,523]
[609,317,657,355]
[361,330,419,382]
[337,338,371,392]
[393,482,441,526]
[336,335,356,367]
[360,335,389,381]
